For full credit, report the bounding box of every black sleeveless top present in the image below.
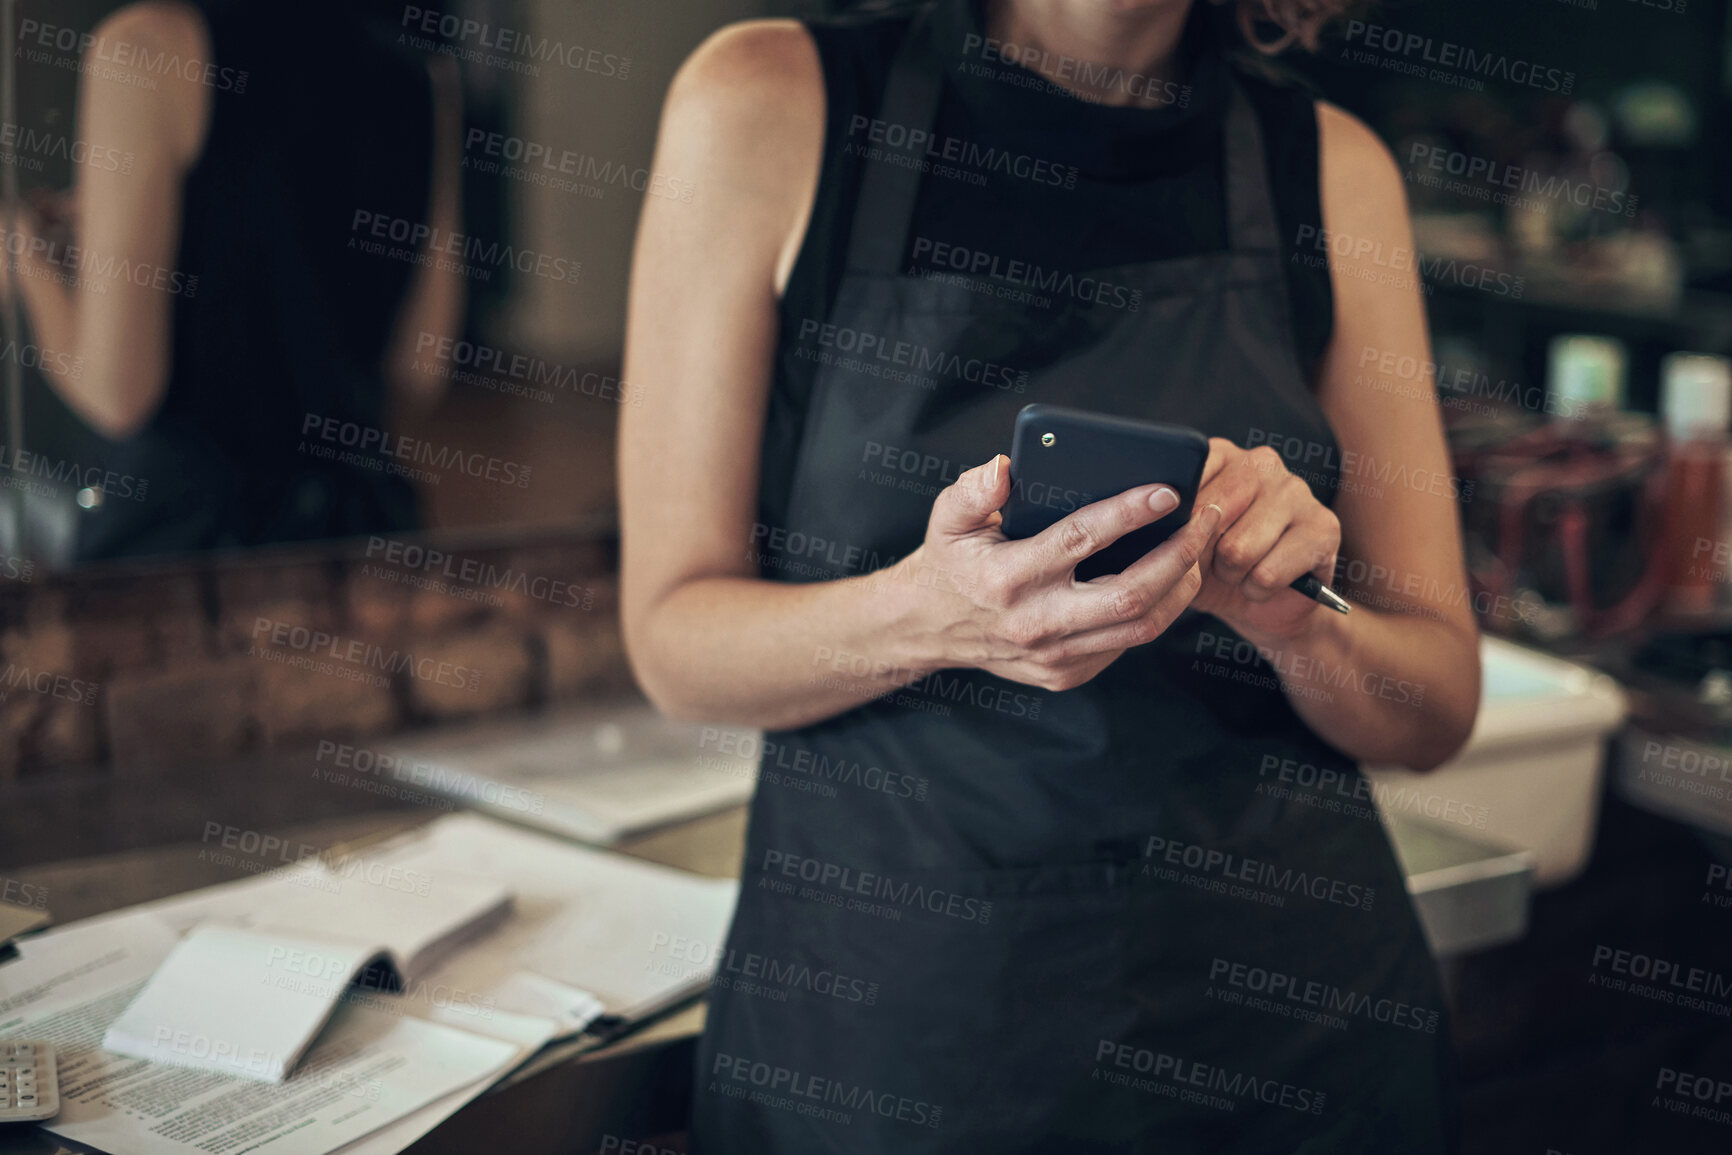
[73,0,433,561]
[782,0,1333,381]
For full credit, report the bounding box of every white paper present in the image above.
[0,909,531,1155]
[5,809,734,1155]
[19,839,605,1043]
[389,714,759,845]
[182,856,511,979]
[330,1004,558,1155]
[374,813,739,1019]
[102,922,379,1082]
[0,907,179,1016]
[482,971,606,1034]
[29,853,508,979]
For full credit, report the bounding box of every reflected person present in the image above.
[3,0,461,561]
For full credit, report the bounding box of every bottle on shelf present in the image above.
[1547,334,1627,424]
[1657,352,1732,615]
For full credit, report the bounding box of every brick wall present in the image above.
[0,529,633,779]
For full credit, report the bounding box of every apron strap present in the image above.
[1222,73,1280,254]
[843,6,942,277]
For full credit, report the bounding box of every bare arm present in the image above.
[1187,102,1480,772]
[384,55,465,410]
[7,0,210,439]
[619,22,1213,730]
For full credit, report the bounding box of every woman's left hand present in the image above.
[1188,438,1340,643]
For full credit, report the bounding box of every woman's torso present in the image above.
[700,2,1458,1149]
[756,0,1346,869]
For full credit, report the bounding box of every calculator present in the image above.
[0,1041,59,1123]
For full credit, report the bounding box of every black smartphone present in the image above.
[1001,404,1210,582]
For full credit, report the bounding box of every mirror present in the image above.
[0,0,801,570]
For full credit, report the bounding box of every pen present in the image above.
[1289,573,1352,615]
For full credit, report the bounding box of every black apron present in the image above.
[693,7,1458,1151]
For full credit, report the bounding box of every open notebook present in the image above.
[371,812,741,1023]
[102,860,511,1082]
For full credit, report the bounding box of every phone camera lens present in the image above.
[1040,432,1056,447]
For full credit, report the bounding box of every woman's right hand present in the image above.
[893,454,1223,692]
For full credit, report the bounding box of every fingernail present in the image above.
[1148,487,1179,515]
[1200,503,1224,532]
[985,455,1001,490]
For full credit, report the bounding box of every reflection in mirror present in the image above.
[1,0,793,570]
[4,0,463,564]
